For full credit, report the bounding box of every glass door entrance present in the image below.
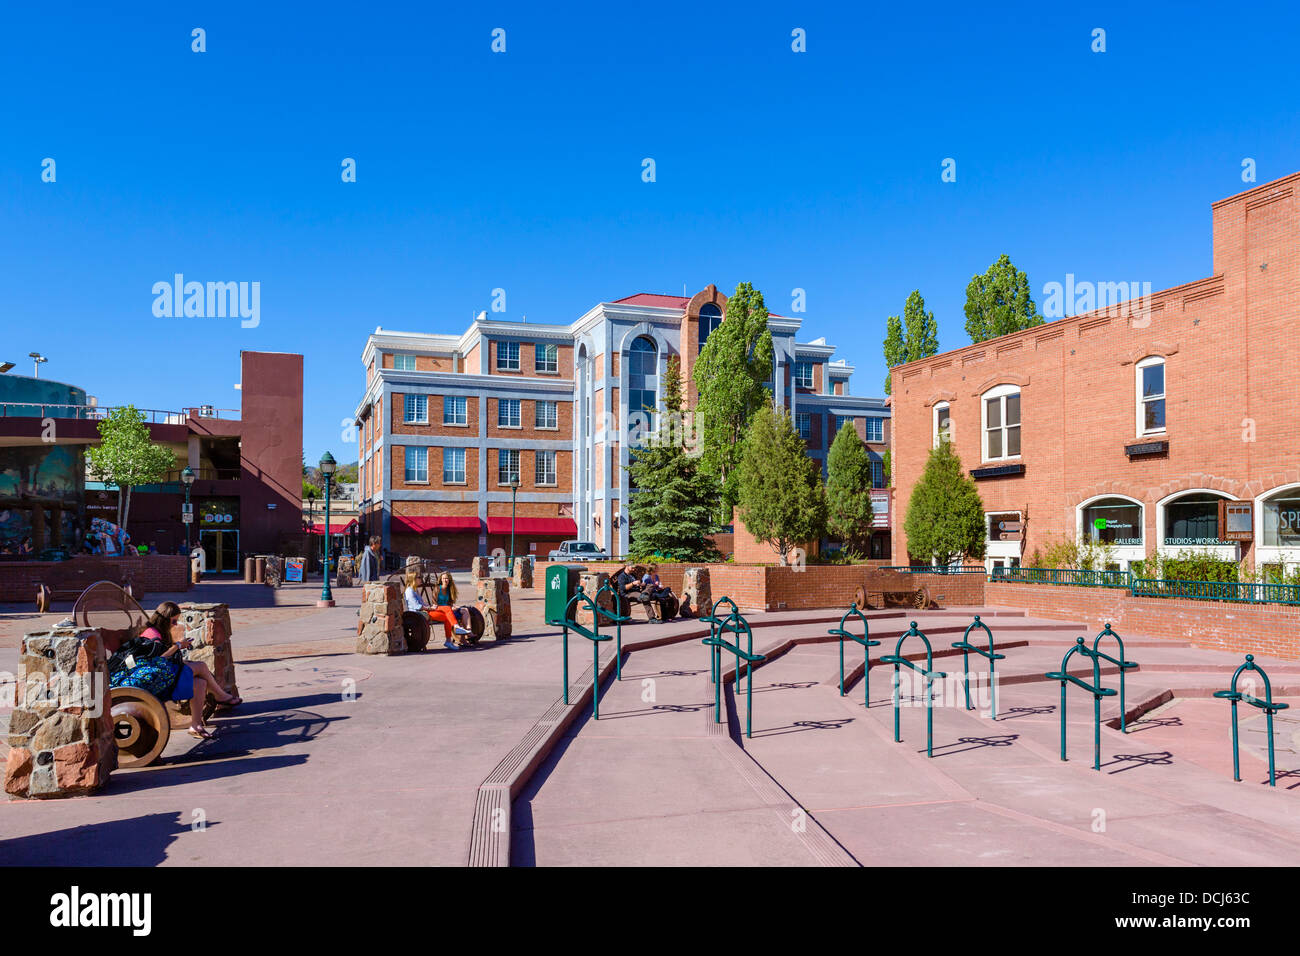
[199,529,240,573]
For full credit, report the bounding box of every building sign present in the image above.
[869,490,890,529]
[1219,500,1253,542]
[1125,439,1169,458]
[199,498,239,528]
[971,464,1025,480]
[989,513,1022,542]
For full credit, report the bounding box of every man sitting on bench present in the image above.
[614,564,658,623]
[641,569,677,622]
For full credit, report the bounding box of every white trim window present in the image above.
[403,394,428,424]
[496,341,520,371]
[865,417,883,442]
[404,446,428,483]
[535,450,557,486]
[535,400,558,430]
[498,449,521,485]
[392,353,416,371]
[442,447,466,484]
[1136,356,1166,435]
[981,385,1021,461]
[498,398,521,428]
[794,361,815,389]
[933,402,951,447]
[535,343,559,374]
[443,395,467,426]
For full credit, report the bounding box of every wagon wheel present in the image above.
[35,584,51,614]
[853,585,867,611]
[662,595,680,620]
[110,686,171,768]
[401,611,431,652]
[465,605,485,644]
[913,586,929,610]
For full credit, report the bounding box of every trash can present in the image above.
[544,564,584,624]
[244,557,256,583]
[254,556,266,584]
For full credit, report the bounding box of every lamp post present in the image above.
[181,466,195,554]
[509,472,520,574]
[29,353,47,378]
[318,452,337,607]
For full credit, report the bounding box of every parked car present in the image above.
[548,540,608,561]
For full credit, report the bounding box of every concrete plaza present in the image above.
[2,579,1298,866]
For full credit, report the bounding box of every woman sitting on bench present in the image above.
[405,571,471,649]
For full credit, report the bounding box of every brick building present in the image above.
[354,285,892,563]
[890,172,1300,576]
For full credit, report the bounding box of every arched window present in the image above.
[1081,496,1143,546]
[1136,356,1166,436]
[1261,486,1300,549]
[698,303,722,353]
[980,384,1021,461]
[1162,491,1229,547]
[933,402,951,448]
[627,336,658,436]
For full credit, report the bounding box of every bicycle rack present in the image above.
[700,603,766,738]
[1044,637,1117,771]
[700,596,741,688]
[1214,654,1291,787]
[545,586,613,719]
[1090,622,1138,733]
[829,603,879,707]
[879,621,948,757]
[594,581,634,680]
[950,614,1005,719]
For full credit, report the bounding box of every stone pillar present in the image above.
[4,627,116,799]
[356,582,406,655]
[577,572,612,628]
[173,603,238,719]
[336,554,355,588]
[476,578,512,641]
[471,556,491,579]
[512,555,533,589]
[683,568,712,617]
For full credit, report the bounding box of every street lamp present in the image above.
[318,452,337,607]
[509,472,520,574]
[181,466,195,554]
[29,353,47,378]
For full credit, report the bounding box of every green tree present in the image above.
[825,421,875,554]
[736,402,827,565]
[85,405,177,535]
[902,441,986,566]
[625,357,721,560]
[964,254,1044,343]
[882,290,939,393]
[693,282,775,518]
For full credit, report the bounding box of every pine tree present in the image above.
[902,441,987,566]
[964,254,1044,343]
[736,402,827,565]
[825,422,876,554]
[882,290,939,394]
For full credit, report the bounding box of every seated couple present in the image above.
[614,564,677,623]
[404,570,472,650]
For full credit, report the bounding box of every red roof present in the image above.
[308,519,359,535]
[392,515,483,534]
[611,292,787,320]
[485,516,577,536]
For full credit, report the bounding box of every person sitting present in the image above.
[405,571,471,649]
[615,564,656,622]
[109,601,241,740]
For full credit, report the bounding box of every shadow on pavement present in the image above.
[0,811,199,866]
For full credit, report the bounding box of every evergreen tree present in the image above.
[825,422,876,554]
[902,441,987,566]
[964,253,1044,343]
[693,282,774,518]
[882,290,939,394]
[736,402,827,566]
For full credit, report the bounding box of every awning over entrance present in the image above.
[308,519,360,535]
[392,515,483,534]
[485,516,578,536]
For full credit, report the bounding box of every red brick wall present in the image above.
[0,555,191,602]
[987,581,1300,659]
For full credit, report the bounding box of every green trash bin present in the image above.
[545,564,585,624]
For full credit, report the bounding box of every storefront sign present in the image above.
[285,559,304,582]
[971,464,1025,480]
[1219,500,1253,542]
[1125,439,1169,458]
[989,513,1022,541]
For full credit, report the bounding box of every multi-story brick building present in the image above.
[354,285,892,563]
[890,172,1300,576]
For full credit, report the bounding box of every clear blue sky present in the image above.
[4,1,1298,464]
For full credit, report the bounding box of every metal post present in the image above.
[1230,698,1239,781]
[320,473,334,605]
[509,482,517,572]
[562,624,569,704]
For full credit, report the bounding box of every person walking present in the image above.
[357,536,381,582]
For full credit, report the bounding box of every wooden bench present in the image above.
[37,576,142,613]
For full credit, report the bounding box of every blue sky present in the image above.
[3,1,1298,464]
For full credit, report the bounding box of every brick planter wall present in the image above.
[0,554,191,603]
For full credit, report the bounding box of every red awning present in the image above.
[485,516,578,536]
[308,519,359,535]
[392,515,483,534]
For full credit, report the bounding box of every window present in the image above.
[535,343,559,374]
[1164,493,1223,546]
[933,402,951,447]
[870,459,884,488]
[627,336,658,433]
[496,341,520,371]
[698,303,722,353]
[982,386,1021,461]
[498,449,520,485]
[1137,357,1166,434]
[498,399,521,428]
[392,353,416,371]
[1262,490,1300,548]
[1082,497,1143,546]
[795,361,815,389]
[403,394,428,424]
[796,413,811,440]
[443,447,466,484]
[443,395,467,425]
[404,446,428,483]
[535,400,558,429]
[865,417,884,443]
[535,450,557,486]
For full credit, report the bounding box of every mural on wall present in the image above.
[0,445,85,555]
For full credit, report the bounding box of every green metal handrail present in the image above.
[701,596,741,688]
[1091,623,1138,733]
[882,565,987,575]
[950,614,1005,719]
[879,622,948,757]
[700,604,767,738]
[1131,577,1300,606]
[545,586,613,719]
[1214,654,1291,786]
[1044,638,1117,770]
[594,581,634,680]
[991,566,1130,588]
[829,603,879,707]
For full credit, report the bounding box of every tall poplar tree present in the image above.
[882,290,939,393]
[964,254,1044,343]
